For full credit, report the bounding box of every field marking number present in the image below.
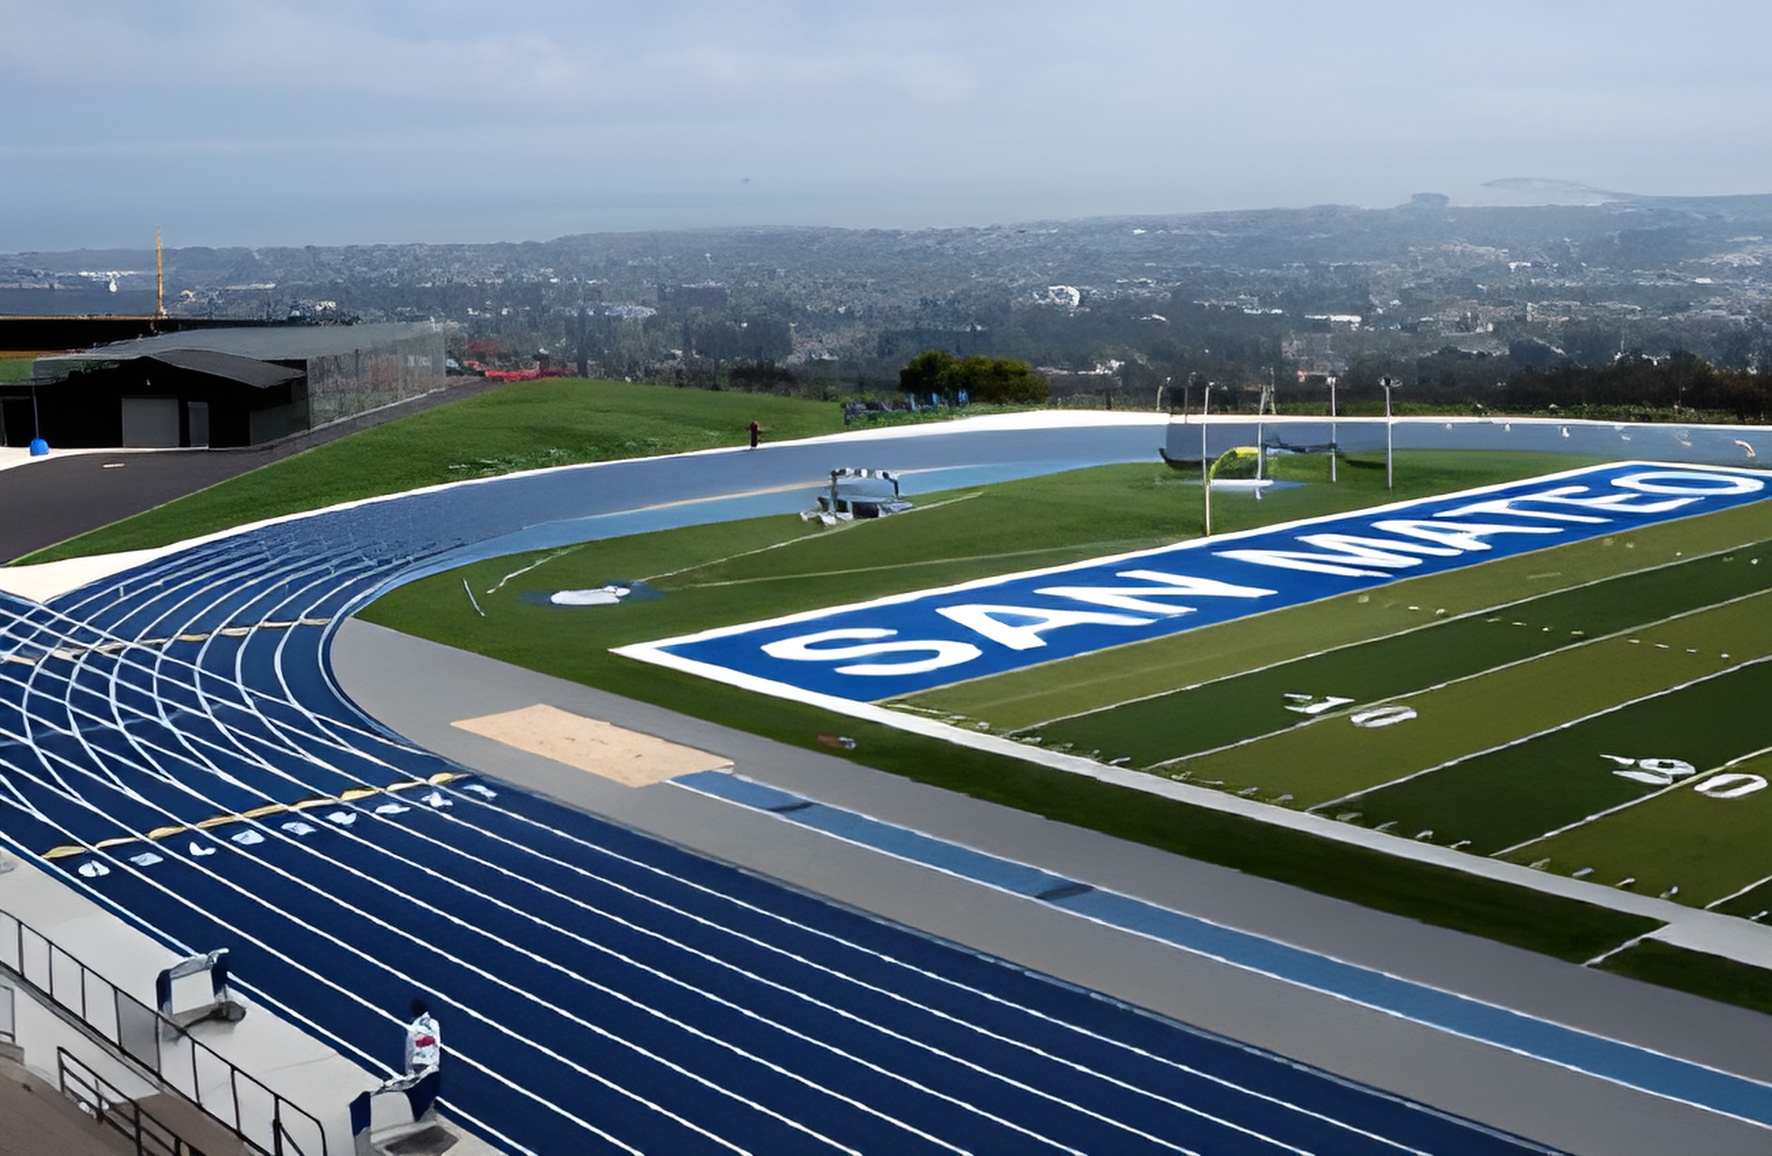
[1349,705,1418,729]
[1283,693,1355,716]
[1600,755,1768,799]
[1696,773,1768,800]
[1600,754,1696,786]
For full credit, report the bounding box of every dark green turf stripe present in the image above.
[1029,540,1772,768]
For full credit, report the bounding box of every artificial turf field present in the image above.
[907,497,1772,917]
[368,450,1772,934]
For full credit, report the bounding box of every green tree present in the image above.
[899,349,956,394]
[898,350,1049,404]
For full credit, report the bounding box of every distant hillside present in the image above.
[5,192,1768,404]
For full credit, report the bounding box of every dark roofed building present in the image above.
[8,323,446,448]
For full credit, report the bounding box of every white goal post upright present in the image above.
[1201,383,1212,537]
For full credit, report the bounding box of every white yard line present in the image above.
[1494,742,1772,858]
[1313,654,1772,814]
[1024,531,1770,735]
[1156,586,1772,775]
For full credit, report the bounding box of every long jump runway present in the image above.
[0,416,1716,1153]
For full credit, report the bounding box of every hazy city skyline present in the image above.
[6,0,1771,253]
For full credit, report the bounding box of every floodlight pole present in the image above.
[1381,376,1396,490]
[1201,383,1212,536]
[1328,375,1338,483]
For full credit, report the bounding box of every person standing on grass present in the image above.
[748,419,761,449]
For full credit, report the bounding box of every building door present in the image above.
[187,401,210,448]
[121,397,180,447]
[0,398,33,446]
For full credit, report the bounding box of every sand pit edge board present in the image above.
[452,704,732,787]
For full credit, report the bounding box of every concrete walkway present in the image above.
[333,617,1772,1156]
[830,687,1772,969]
[0,851,382,1156]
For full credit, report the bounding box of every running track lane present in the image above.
[674,771,1772,1134]
[1,425,1552,1152]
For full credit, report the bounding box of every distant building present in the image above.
[7,323,445,449]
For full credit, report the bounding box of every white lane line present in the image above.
[159,574,1311,1148]
[5,609,806,1154]
[247,647,1350,1156]
[0,738,772,1156]
[122,580,992,1152]
[0,812,627,1156]
[19,543,1427,1152]
[384,773,1412,1152]
[196,565,1192,1152]
[51,640,866,1154]
[1025,534,1769,734]
[27,615,945,1155]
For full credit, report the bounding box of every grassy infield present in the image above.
[16,379,1768,1009]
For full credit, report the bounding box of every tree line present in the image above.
[1496,351,1769,421]
[898,350,1050,404]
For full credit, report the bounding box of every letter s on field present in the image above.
[761,629,982,676]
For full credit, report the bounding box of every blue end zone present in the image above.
[644,463,1772,701]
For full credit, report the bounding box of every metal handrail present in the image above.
[0,909,327,1156]
[59,1046,192,1156]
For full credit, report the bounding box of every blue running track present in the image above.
[0,425,1556,1152]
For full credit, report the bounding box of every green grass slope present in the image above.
[18,378,847,563]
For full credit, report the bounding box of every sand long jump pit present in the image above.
[452,704,732,787]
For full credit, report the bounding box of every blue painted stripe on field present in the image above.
[675,770,1080,898]
[675,772,1772,1130]
[673,769,801,811]
[650,462,1772,701]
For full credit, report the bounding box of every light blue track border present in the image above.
[674,769,1772,1131]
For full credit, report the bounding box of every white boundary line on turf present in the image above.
[620,457,1684,655]
[8,413,1756,605]
[1156,583,1772,774]
[1494,741,1772,862]
[1018,523,1772,736]
[612,646,1772,958]
[1313,653,1772,815]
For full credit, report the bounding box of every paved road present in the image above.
[0,374,506,563]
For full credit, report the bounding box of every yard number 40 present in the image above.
[1600,755,1767,799]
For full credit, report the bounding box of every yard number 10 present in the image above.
[1601,755,1767,799]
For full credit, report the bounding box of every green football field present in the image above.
[364,451,1772,979]
[904,498,1772,917]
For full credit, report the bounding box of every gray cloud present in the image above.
[5,0,1770,249]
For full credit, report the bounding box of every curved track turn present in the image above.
[1,421,1569,1153]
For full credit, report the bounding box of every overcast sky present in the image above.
[5,1,1770,252]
